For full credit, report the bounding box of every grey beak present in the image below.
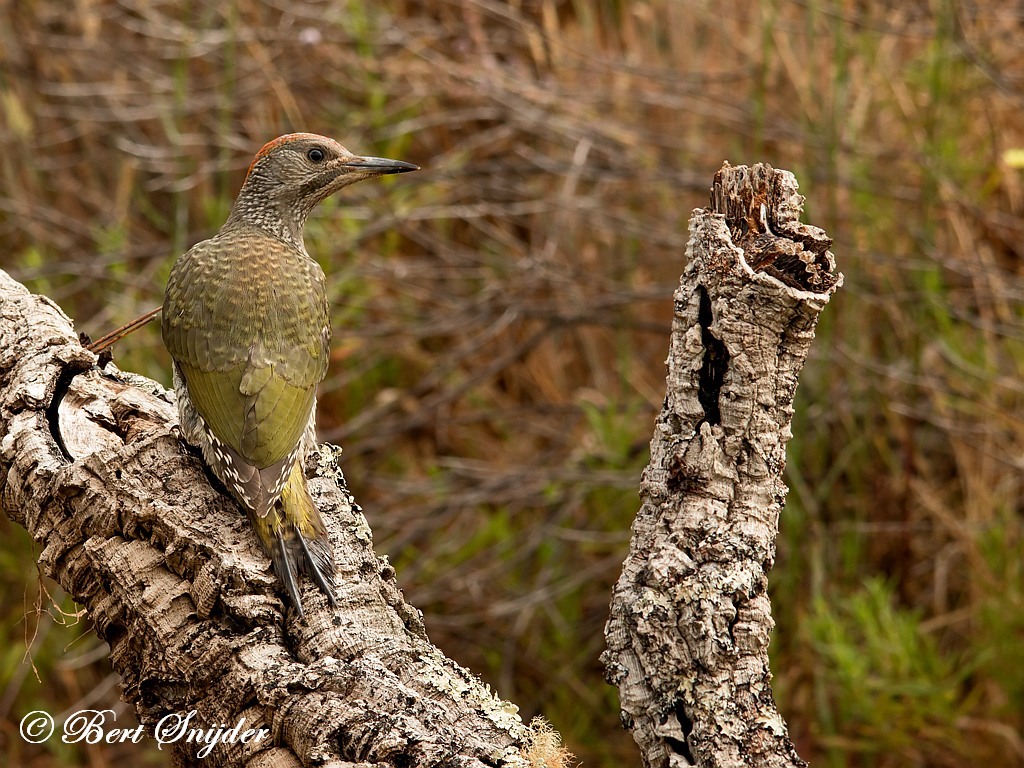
[343,156,420,174]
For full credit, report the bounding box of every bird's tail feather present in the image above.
[251,462,337,617]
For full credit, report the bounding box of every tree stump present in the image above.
[603,162,841,768]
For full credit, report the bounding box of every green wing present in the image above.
[174,362,314,468]
[162,232,330,469]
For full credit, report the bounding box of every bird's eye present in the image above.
[307,147,326,163]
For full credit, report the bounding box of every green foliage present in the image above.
[806,579,971,763]
[975,515,1024,718]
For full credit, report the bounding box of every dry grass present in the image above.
[2,1,1023,766]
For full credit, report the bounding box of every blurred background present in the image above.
[1,0,1022,765]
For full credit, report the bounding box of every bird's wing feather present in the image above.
[162,235,330,509]
[176,362,315,469]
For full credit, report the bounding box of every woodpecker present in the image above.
[162,133,418,617]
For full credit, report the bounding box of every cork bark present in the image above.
[602,163,842,767]
[0,273,565,766]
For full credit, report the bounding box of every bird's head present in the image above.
[228,133,418,241]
